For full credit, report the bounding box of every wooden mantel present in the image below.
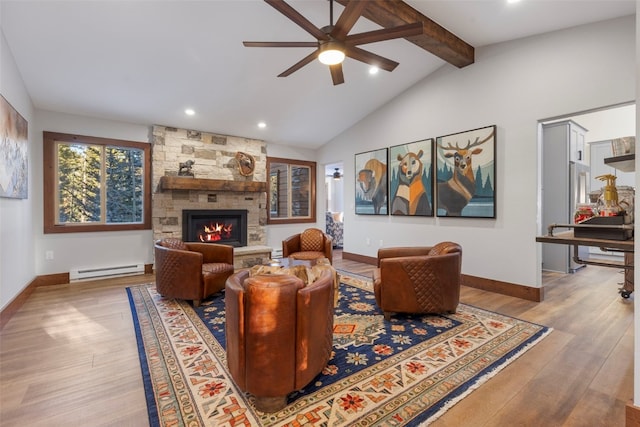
[159,176,267,193]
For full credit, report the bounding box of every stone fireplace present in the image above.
[151,126,271,267]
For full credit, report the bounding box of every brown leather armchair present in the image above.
[225,268,335,412]
[373,242,462,320]
[282,227,333,264]
[154,238,234,307]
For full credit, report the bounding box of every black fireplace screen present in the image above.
[182,209,247,247]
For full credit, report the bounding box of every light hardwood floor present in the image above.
[0,251,634,426]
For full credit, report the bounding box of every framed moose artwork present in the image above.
[389,139,434,216]
[355,148,388,215]
[435,125,496,218]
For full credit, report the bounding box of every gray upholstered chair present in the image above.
[325,212,344,248]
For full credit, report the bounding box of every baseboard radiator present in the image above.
[70,263,145,281]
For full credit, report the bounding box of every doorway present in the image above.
[539,102,636,273]
[325,162,344,248]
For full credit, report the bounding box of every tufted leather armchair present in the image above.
[154,238,234,307]
[373,242,462,320]
[282,228,333,264]
[225,268,335,412]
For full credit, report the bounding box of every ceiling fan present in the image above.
[243,0,424,85]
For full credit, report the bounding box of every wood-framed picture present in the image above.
[389,139,434,216]
[355,148,388,215]
[0,94,28,199]
[435,125,496,218]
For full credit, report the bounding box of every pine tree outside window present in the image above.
[44,132,151,233]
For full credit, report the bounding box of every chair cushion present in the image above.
[300,229,324,251]
[202,262,235,275]
[290,251,326,261]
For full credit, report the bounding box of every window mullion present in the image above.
[287,164,293,217]
[100,147,107,224]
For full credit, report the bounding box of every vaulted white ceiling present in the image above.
[1,0,635,148]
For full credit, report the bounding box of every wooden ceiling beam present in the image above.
[335,0,474,68]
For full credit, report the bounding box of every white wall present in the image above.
[0,29,35,310]
[317,16,636,288]
[573,104,636,143]
[32,111,154,276]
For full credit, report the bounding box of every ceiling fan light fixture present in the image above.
[318,42,345,65]
[333,168,342,180]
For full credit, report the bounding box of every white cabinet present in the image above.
[568,120,588,164]
[541,120,590,273]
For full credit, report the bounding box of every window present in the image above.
[43,131,151,233]
[267,157,316,224]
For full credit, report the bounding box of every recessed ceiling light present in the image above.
[507,0,521,3]
[369,66,379,75]
[258,122,267,129]
[185,108,195,116]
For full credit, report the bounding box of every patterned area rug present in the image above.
[127,271,551,426]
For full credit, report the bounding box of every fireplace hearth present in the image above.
[182,209,248,247]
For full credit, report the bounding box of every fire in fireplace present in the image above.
[182,209,247,247]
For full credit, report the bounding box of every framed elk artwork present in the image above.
[435,125,496,218]
[355,148,388,215]
[389,139,434,216]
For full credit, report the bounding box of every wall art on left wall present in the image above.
[0,95,28,199]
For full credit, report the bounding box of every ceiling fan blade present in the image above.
[330,1,368,40]
[329,63,345,85]
[243,41,318,48]
[344,46,399,72]
[345,22,423,46]
[265,0,329,41]
[277,50,319,77]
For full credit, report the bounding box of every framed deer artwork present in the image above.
[355,148,388,215]
[389,139,434,216]
[435,125,496,218]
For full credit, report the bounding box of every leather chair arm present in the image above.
[282,234,301,258]
[296,269,334,388]
[154,244,204,300]
[323,236,333,262]
[225,270,249,389]
[186,242,234,264]
[376,246,432,267]
[429,241,462,256]
[373,267,383,303]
